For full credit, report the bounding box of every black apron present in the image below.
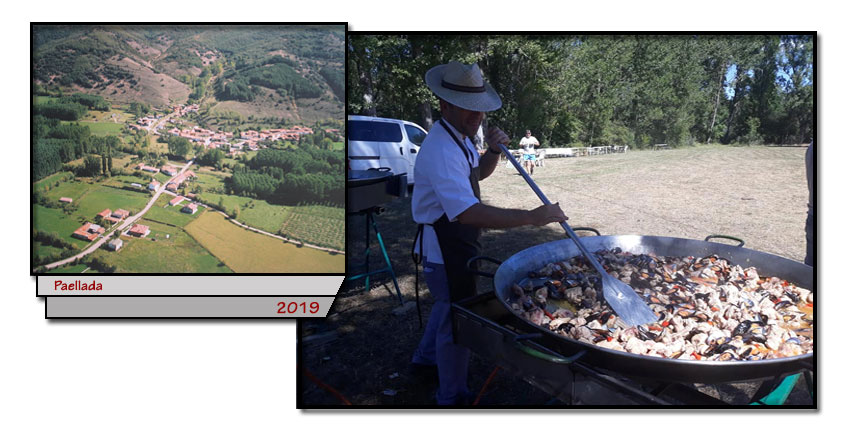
[418,121,482,303]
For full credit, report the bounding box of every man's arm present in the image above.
[477,126,509,180]
[478,149,500,180]
[457,202,568,229]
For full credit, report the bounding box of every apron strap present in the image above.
[439,120,474,166]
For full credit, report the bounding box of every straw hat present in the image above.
[425,61,502,112]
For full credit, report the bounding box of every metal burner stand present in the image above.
[347,207,403,305]
[453,292,814,406]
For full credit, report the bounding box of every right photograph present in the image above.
[303,33,815,407]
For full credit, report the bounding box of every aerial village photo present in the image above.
[32,24,345,274]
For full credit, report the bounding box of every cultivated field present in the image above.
[93,219,231,273]
[185,210,344,273]
[195,175,346,251]
[301,144,813,406]
[279,205,344,250]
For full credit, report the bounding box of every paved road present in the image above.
[43,159,195,270]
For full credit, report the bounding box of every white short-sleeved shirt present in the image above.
[519,136,539,155]
[412,119,480,264]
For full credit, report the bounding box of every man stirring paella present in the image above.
[410,60,568,405]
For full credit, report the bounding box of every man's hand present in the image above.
[485,126,509,153]
[527,202,568,226]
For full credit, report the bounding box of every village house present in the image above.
[97,208,130,224]
[161,165,178,176]
[148,180,160,191]
[166,182,178,192]
[136,163,159,174]
[97,209,112,221]
[128,224,150,238]
[72,222,104,241]
[112,209,130,220]
[169,196,184,206]
[181,203,198,214]
[107,238,123,251]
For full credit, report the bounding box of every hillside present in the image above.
[32,25,344,121]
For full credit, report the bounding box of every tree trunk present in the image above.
[706,62,726,145]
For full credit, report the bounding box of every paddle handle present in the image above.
[497,144,605,274]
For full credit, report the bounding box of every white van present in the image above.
[348,115,427,185]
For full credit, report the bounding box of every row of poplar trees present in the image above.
[349,34,813,148]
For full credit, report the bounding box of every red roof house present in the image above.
[128,224,150,237]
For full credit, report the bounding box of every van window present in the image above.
[405,124,427,146]
[348,120,403,142]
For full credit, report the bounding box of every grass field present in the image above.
[46,264,96,274]
[38,179,92,202]
[93,220,232,273]
[194,190,344,250]
[32,204,92,247]
[185,211,343,273]
[279,205,344,250]
[33,242,70,261]
[142,194,201,228]
[33,181,152,248]
[76,121,125,136]
[192,169,229,193]
[72,185,151,220]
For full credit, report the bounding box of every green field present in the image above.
[33,181,152,249]
[72,185,151,220]
[142,194,201,228]
[185,211,343,273]
[103,174,151,190]
[197,192,289,232]
[279,205,344,250]
[93,220,232,273]
[46,264,96,274]
[32,204,92,247]
[192,169,229,193]
[195,189,344,251]
[76,121,125,136]
[37,179,91,202]
[33,242,70,262]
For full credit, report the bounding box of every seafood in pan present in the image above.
[507,248,813,361]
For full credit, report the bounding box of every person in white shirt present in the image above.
[410,61,567,405]
[519,129,540,175]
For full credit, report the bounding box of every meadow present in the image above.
[141,194,201,228]
[46,264,95,274]
[184,211,343,273]
[93,220,231,273]
[33,180,153,250]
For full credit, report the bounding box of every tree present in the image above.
[166,136,192,159]
[81,155,102,177]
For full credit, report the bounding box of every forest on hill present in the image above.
[349,34,813,147]
[32,25,344,119]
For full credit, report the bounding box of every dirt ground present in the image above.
[301,144,814,407]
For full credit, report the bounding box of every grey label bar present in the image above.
[46,296,335,318]
[38,276,344,296]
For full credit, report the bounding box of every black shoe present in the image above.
[408,362,439,383]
